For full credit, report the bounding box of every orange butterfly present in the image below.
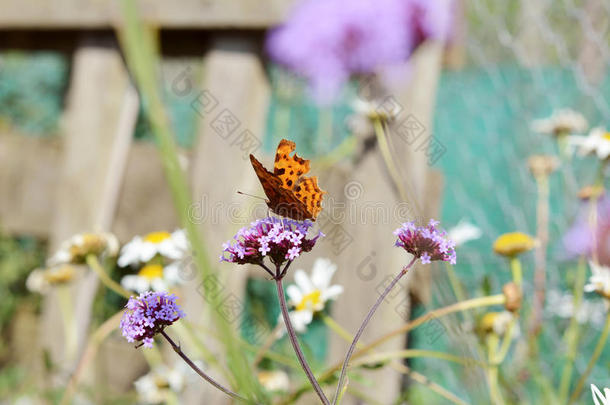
[249,139,325,221]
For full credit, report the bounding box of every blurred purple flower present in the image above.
[394,219,456,264]
[220,217,323,268]
[562,195,610,266]
[120,291,185,348]
[266,0,453,102]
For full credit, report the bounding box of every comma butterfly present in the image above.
[249,139,325,221]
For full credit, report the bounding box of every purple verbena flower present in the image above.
[266,0,454,102]
[562,194,610,266]
[120,291,185,348]
[394,219,456,264]
[220,217,323,267]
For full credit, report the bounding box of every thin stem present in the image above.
[486,335,504,405]
[530,173,549,336]
[352,349,484,369]
[568,311,610,404]
[558,257,587,403]
[86,254,131,299]
[57,285,78,365]
[494,319,517,364]
[160,330,249,403]
[258,262,276,279]
[446,262,467,302]
[253,323,283,367]
[333,257,417,404]
[358,293,506,360]
[279,260,292,279]
[509,257,522,287]
[275,278,329,404]
[60,311,124,405]
[372,117,423,217]
[321,314,469,405]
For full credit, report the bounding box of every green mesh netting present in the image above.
[0,52,68,136]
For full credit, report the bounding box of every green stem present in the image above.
[494,319,517,364]
[372,117,422,217]
[57,285,78,364]
[60,311,124,405]
[86,254,131,299]
[321,315,469,405]
[568,311,610,403]
[445,262,467,302]
[510,257,523,287]
[486,334,504,405]
[352,349,485,369]
[117,1,264,399]
[558,257,587,403]
[359,294,506,357]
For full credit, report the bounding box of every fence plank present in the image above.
[0,0,292,29]
[41,39,138,374]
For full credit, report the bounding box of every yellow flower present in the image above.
[479,311,519,337]
[493,232,535,257]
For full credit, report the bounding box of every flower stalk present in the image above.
[274,263,330,405]
[568,311,610,404]
[86,254,131,299]
[558,257,587,403]
[333,257,417,404]
[160,331,248,402]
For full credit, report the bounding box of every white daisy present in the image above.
[447,220,482,247]
[26,265,79,294]
[279,258,343,333]
[492,311,521,338]
[531,108,588,136]
[120,262,183,294]
[568,127,610,160]
[546,290,606,326]
[585,262,610,301]
[257,370,290,392]
[591,384,610,405]
[134,364,190,404]
[118,230,189,268]
[48,232,119,266]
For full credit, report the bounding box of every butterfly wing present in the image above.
[250,154,283,204]
[293,176,325,219]
[273,139,311,189]
[250,154,313,220]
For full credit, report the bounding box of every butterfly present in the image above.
[249,139,325,221]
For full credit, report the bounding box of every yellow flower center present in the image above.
[144,231,171,244]
[493,232,535,257]
[138,264,164,280]
[603,132,610,141]
[296,290,322,311]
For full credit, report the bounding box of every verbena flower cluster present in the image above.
[120,291,185,348]
[220,217,323,267]
[563,193,610,266]
[266,0,453,101]
[394,219,456,264]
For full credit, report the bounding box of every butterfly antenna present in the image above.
[237,191,267,201]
